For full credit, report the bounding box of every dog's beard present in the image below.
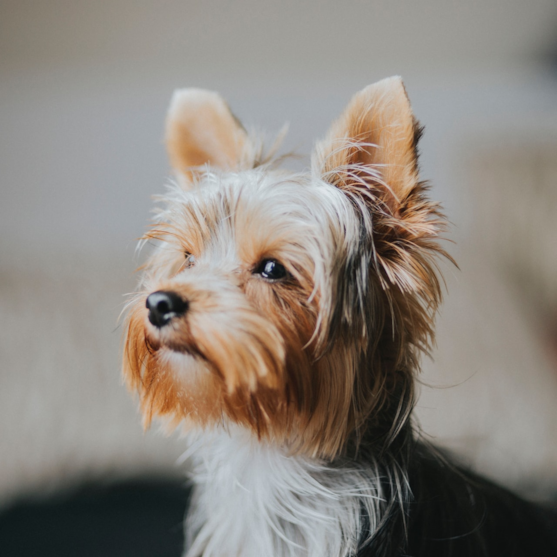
[123,269,328,443]
[122,238,428,460]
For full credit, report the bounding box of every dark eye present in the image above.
[254,259,287,280]
[184,252,196,268]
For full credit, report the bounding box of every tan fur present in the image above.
[123,77,448,459]
[166,89,249,184]
[317,76,419,206]
[308,77,449,454]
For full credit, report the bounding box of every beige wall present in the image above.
[1,1,557,505]
[1,0,557,259]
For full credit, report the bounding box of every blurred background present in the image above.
[1,0,557,554]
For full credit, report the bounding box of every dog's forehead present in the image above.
[178,170,349,244]
[158,169,359,275]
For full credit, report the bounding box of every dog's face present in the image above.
[124,78,446,459]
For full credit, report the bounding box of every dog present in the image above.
[123,77,557,557]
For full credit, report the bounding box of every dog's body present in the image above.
[182,427,557,557]
[123,77,557,556]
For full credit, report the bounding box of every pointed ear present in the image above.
[313,76,420,211]
[165,89,249,182]
[314,77,447,299]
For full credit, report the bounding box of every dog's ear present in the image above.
[313,76,446,297]
[166,89,248,183]
[313,76,420,212]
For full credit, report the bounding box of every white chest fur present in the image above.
[183,429,382,557]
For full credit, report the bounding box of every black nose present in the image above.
[146,291,188,328]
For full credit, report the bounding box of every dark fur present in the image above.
[357,433,557,557]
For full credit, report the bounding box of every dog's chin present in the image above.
[158,346,205,375]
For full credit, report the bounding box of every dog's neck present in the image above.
[183,427,389,557]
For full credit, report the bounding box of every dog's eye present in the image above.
[184,252,196,268]
[254,259,287,280]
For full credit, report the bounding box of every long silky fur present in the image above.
[118,80,557,557]
[122,79,446,556]
[183,427,412,557]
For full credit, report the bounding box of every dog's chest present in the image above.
[183,430,374,557]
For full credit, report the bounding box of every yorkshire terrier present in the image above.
[123,77,557,557]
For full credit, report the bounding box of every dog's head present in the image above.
[123,77,447,458]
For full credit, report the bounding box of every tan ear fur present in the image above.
[315,76,419,208]
[314,76,448,298]
[165,89,248,179]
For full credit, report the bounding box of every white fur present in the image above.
[183,428,383,557]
